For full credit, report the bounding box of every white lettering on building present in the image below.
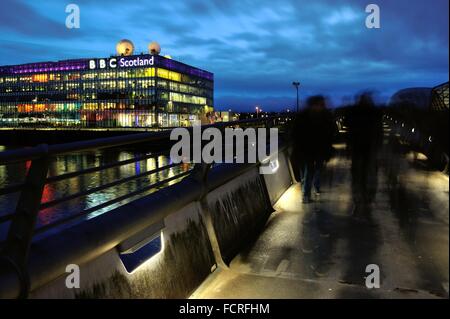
[87,56,154,70]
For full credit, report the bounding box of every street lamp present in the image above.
[255,106,260,118]
[292,81,300,112]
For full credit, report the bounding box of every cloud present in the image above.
[0,0,448,111]
[0,0,86,38]
[323,6,361,26]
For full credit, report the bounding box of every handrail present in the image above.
[40,162,182,210]
[34,169,193,235]
[0,116,286,218]
[0,145,287,298]
[0,182,24,196]
[31,140,264,232]
[384,114,449,172]
[0,116,292,298]
[46,150,169,183]
[0,117,286,164]
[0,151,169,196]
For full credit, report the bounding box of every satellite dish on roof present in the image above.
[116,39,134,56]
[148,41,161,55]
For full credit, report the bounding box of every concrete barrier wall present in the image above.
[206,168,273,263]
[263,150,294,205]
[30,202,215,298]
[27,149,294,298]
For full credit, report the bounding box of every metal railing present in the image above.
[384,114,449,174]
[0,115,292,298]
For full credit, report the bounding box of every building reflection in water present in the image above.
[0,146,192,231]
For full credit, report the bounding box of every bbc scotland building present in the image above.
[0,40,214,128]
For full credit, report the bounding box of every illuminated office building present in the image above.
[0,40,213,128]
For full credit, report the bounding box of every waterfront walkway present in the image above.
[191,141,449,299]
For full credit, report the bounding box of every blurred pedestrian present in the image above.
[345,92,383,217]
[292,95,336,203]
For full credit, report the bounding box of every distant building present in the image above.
[0,41,213,128]
[388,82,449,112]
[388,87,432,109]
[431,82,449,111]
[388,83,449,168]
[213,111,239,122]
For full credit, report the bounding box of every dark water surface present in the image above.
[0,145,191,239]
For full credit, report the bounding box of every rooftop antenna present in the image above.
[116,39,134,56]
[148,41,161,55]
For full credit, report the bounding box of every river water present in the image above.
[0,145,191,240]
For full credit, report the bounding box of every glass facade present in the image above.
[0,55,213,128]
[431,82,449,111]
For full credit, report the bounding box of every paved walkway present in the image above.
[191,138,449,299]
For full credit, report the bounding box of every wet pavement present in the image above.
[191,136,449,299]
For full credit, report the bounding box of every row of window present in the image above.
[0,68,213,87]
[168,92,206,105]
[0,91,213,104]
[0,78,213,96]
[0,101,210,113]
[0,110,200,128]
[0,93,157,102]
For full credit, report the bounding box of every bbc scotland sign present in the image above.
[88,55,155,70]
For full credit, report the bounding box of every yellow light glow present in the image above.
[126,232,165,275]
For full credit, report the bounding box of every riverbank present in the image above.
[0,127,171,146]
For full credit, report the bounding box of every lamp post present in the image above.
[292,81,300,112]
[255,106,260,118]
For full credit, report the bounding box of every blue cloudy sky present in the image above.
[0,0,448,111]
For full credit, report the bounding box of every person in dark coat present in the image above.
[292,95,336,203]
[345,92,383,216]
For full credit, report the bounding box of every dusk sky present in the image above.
[0,0,448,111]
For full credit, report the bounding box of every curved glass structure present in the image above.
[388,87,432,109]
[431,82,449,111]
